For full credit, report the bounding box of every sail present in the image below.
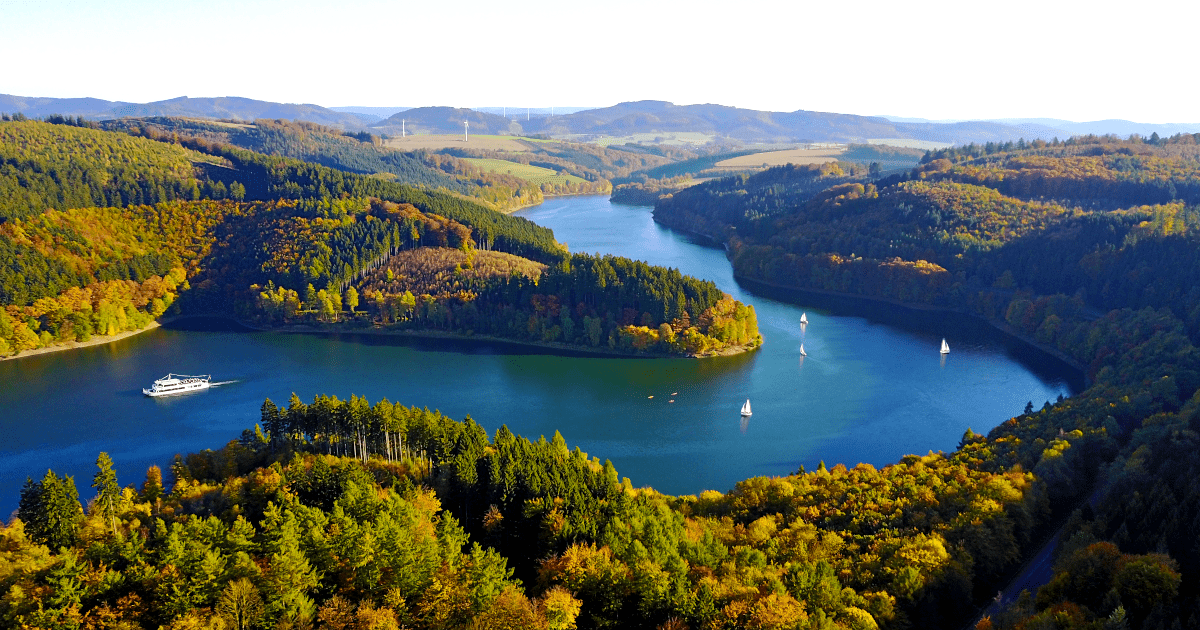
[941,338,950,354]
[741,399,752,415]
[800,312,808,324]
[799,344,807,356]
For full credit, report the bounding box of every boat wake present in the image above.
[209,380,239,387]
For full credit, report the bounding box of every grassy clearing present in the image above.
[463,158,589,186]
[384,134,538,152]
[713,148,844,169]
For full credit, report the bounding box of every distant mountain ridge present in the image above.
[879,115,1200,139]
[0,94,368,129]
[4,93,1198,146]
[530,101,1091,145]
[371,107,522,136]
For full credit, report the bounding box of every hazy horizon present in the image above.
[2,0,1196,124]
[6,93,1200,127]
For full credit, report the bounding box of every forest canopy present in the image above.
[0,120,760,358]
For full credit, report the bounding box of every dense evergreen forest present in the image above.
[650,133,1200,629]
[0,120,759,358]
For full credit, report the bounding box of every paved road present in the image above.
[973,531,1061,623]
[964,485,1105,628]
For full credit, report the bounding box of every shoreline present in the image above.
[237,319,761,360]
[648,216,1090,386]
[0,319,170,362]
[3,312,761,361]
[500,190,614,215]
[732,275,1090,386]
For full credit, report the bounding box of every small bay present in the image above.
[0,196,1077,515]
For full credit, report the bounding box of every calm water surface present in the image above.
[0,196,1077,514]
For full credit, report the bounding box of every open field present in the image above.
[464,158,589,186]
[384,134,546,152]
[866,138,953,150]
[713,147,844,169]
[587,132,719,147]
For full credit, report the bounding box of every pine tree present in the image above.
[17,476,46,541]
[21,470,83,548]
[92,452,120,536]
[261,398,283,452]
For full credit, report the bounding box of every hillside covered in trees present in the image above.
[0,119,759,358]
[98,117,549,212]
[649,132,1200,629]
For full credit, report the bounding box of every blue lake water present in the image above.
[0,196,1077,515]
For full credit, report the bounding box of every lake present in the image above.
[0,196,1078,515]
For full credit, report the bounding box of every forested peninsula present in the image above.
[0,119,760,358]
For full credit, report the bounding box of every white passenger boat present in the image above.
[143,373,211,397]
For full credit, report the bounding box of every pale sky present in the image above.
[1,0,1195,123]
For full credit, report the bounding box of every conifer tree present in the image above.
[19,470,82,548]
[92,452,120,536]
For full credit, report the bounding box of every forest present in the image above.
[647,132,1200,629]
[8,116,1200,627]
[249,242,761,357]
[0,120,759,359]
[99,118,548,212]
[0,121,221,220]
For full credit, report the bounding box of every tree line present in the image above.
[252,250,761,357]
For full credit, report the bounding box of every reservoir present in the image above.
[0,196,1078,515]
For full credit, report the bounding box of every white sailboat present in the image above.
[799,344,807,357]
[800,312,808,325]
[740,399,752,417]
[940,338,950,354]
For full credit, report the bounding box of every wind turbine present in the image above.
[463,120,469,143]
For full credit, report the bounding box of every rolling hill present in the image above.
[527,100,1081,145]
[7,93,1200,148]
[0,94,368,129]
[371,106,523,136]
